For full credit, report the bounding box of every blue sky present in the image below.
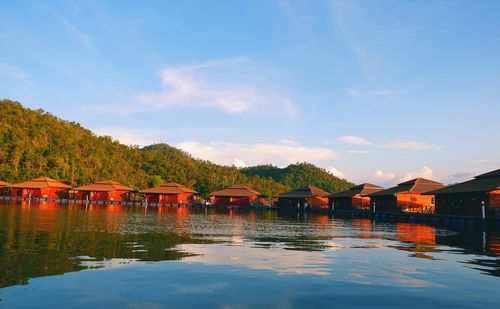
[1,0,499,186]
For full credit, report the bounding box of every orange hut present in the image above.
[209,185,262,206]
[74,180,133,202]
[277,185,331,210]
[328,183,384,211]
[10,177,71,199]
[426,169,500,218]
[0,181,12,196]
[141,182,198,205]
[368,178,445,213]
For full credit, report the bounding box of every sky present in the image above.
[1,0,499,186]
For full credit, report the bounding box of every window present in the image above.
[431,197,435,205]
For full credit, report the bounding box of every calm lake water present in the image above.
[0,201,499,308]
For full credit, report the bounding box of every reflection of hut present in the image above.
[0,181,11,196]
[277,185,331,210]
[141,182,198,205]
[74,180,133,202]
[368,178,444,213]
[10,177,71,199]
[328,183,383,211]
[209,185,262,206]
[426,169,500,218]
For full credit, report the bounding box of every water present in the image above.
[0,201,499,308]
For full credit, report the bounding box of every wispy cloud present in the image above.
[348,150,370,154]
[138,57,299,117]
[347,89,400,97]
[380,140,441,151]
[336,135,372,145]
[401,166,434,182]
[175,140,338,168]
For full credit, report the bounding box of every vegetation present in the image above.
[242,163,353,193]
[0,99,352,196]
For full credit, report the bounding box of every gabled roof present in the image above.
[425,169,500,195]
[0,181,11,187]
[210,185,261,197]
[10,177,71,189]
[328,183,384,198]
[278,185,331,198]
[141,182,198,194]
[74,180,134,192]
[369,178,444,197]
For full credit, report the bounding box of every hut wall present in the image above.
[328,197,352,210]
[396,193,435,213]
[371,196,398,213]
[490,190,500,208]
[277,197,307,209]
[213,196,257,206]
[352,195,371,210]
[146,192,194,204]
[434,192,489,217]
[11,187,65,199]
[306,197,329,208]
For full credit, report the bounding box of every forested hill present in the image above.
[0,99,353,196]
[242,164,353,193]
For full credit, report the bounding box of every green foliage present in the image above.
[242,163,353,193]
[0,99,352,197]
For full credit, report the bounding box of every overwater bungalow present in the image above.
[425,169,500,218]
[277,185,331,210]
[0,181,11,196]
[73,180,134,202]
[10,177,71,199]
[141,182,198,205]
[209,185,262,206]
[368,178,445,213]
[328,183,384,211]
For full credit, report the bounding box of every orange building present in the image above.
[0,181,11,196]
[368,178,445,213]
[277,185,331,210]
[10,177,71,199]
[427,169,500,218]
[141,182,198,205]
[209,185,262,206]
[328,183,384,211]
[74,180,133,202]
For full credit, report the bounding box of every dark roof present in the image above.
[141,182,198,194]
[475,169,500,179]
[425,169,500,195]
[328,183,384,198]
[278,185,331,198]
[11,177,71,189]
[74,180,134,192]
[369,178,444,197]
[210,185,261,197]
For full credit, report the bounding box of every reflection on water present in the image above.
[0,201,499,307]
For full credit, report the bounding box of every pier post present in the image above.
[481,201,486,220]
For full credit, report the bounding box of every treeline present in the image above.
[0,99,353,196]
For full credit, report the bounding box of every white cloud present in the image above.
[401,166,434,182]
[138,57,299,118]
[327,167,346,179]
[380,140,441,151]
[175,140,338,168]
[374,170,396,181]
[233,159,247,168]
[474,159,494,164]
[348,150,370,154]
[336,135,372,145]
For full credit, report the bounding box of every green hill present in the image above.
[242,163,353,194]
[0,99,352,196]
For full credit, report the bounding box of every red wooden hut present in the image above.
[0,181,11,196]
[327,183,384,211]
[425,169,500,218]
[74,180,134,202]
[368,178,445,213]
[277,185,331,210]
[10,177,71,199]
[209,185,262,206]
[141,182,198,205]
